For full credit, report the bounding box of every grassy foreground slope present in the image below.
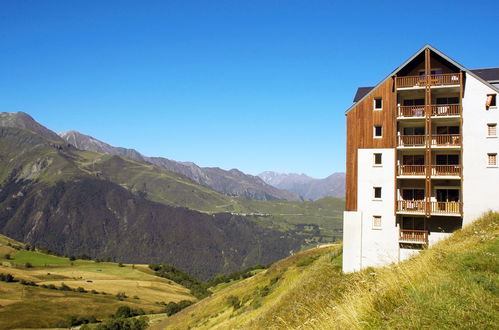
[0,235,194,329]
[155,212,498,329]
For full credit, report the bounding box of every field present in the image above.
[0,236,194,329]
[153,212,499,329]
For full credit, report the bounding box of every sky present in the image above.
[1,1,498,178]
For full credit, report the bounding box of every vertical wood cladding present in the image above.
[345,77,397,211]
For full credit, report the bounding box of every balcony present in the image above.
[398,165,425,176]
[431,134,461,148]
[398,105,426,118]
[429,201,463,216]
[397,135,425,148]
[431,165,461,177]
[396,73,461,89]
[397,200,425,214]
[431,104,460,117]
[397,165,461,178]
[399,229,428,244]
[397,200,462,216]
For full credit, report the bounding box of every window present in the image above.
[374,125,383,138]
[373,216,382,229]
[488,123,497,137]
[488,153,497,167]
[403,127,425,135]
[436,97,459,105]
[486,94,497,108]
[374,153,382,165]
[403,99,425,106]
[373,187,382,199]
[436,126,460,135]
[374,98,382,110]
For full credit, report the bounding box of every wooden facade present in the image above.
[345,78,397,211]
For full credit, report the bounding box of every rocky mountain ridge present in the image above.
[259,171,345,200]
[59,130,301,201]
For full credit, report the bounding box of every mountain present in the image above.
[0,112,64,143]
[0,124,300,280]
[59,130,301,201]
[153,212,498,329]
[259,171,346,200]
[0,112,343,279]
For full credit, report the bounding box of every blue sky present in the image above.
[1,0,498,178]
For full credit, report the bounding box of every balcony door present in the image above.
[436,189,459,202]
[401,216,425,230]
[436,126,460,135]
[436,154,459,165]
[402,189,425,201]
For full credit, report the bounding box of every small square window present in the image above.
[374,153,382,165]
[374,126,383,138]
[486,94,497,108]
[487,123,497,137]
[373,187,382,199]
[373,216,382,229]
[488,153,497,167]
[374,98,382,110]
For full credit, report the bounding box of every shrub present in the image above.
[163,300,193,316]
[116,292,127,301]
[93,316,148,330]
[227,295,241,310]
[25,262,33,268]
[4,253,11,260]
[118,262,125,267]
[114,306,144,318]
[0,273,15,282]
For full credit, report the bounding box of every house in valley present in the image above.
[343,45,499,272]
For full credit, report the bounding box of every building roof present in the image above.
[470,68,499,82]
[347,44,499,113]
[353,87,374,102]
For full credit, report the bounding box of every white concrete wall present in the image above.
[462,74,499,224]
[342,148,399,273]
[342,211,362,272]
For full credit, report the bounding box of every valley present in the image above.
[0,113,344,281]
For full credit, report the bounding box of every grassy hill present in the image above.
[153,212,498,329]
[0,125,343,279]
[0,235,194,329]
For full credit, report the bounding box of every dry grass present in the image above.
[152,212,498,330]
[0,236,195,329]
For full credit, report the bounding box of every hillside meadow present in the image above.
[0,235,194,329]
[153,212,498,329]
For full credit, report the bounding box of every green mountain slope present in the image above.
[0,114,344,279]
[154,212,498,329]
[0,234,194,329]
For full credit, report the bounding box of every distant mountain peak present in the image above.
[58,128,301,201]
[258,171,345,200]
[0,111,64,142]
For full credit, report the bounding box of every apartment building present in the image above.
[343,45,499,272]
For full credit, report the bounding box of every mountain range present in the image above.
[0,112,344,279]
[59,130,302,201]
[259,171,345,200]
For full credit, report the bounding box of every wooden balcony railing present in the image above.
[396,76,426,88]
[431,165,461,177]
[397,200,426,213]
[431,134,461,147]
[396,73,461,88]
[431,104,461,117]
[429,201,463,215]
[398,105,426,118]
[398,135,425,147]
[428,73,461,86]
[399,229,428,244]
[398,165,425,176]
